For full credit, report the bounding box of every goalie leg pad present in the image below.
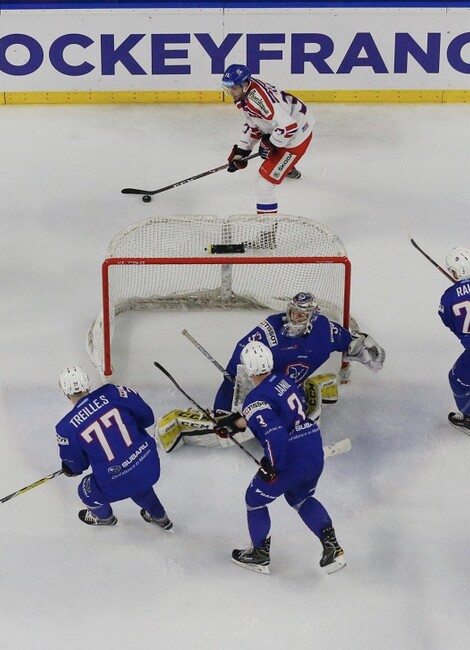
[156,409,254,451]
[156,409,214,452]
[303,373,338,418]
[155,410,186,453]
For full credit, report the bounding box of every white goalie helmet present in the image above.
[240,341,274,377]
[59,365,90,396]
[445,247,470,281]
[282,291,320,337]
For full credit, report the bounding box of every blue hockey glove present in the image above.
[227,146,251,172]
[214,412,246,438]
[258,135,278,160]
[257,457,278,483]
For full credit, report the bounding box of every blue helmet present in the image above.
[222,64,251,89]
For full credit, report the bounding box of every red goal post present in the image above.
[87,215,352,378]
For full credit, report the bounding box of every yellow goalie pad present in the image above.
[303,373,338,418]
[155,408,254,452]
[156,409,214,452]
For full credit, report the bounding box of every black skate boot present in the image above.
[448,412,470,435]
[232,537,271,574]
[319,526,346,574]
[140,509,174,532]
[287,167,301,179]
[78,509,117,526]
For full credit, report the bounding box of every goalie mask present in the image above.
[241,342,274,377]
[445,246,470,281]
[59,365,90,397]
[282,292,320,337]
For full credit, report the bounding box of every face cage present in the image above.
[281,308,320,337]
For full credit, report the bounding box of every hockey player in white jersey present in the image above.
[222,64,313,214]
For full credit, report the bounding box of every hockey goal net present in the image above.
[87,215,351,377]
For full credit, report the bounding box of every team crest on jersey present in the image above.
[286,363,310,384]
[56,434,69,446]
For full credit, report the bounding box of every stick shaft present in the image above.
[122,153,260,196]
[410,238,455,283]
[153,361,260,464]
[0,469,63,504]
[181,329,234,384]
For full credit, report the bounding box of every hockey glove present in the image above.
[227,146,252,172]
[214,412,246,438]
[257,457,278,483]
[258,135,278,160]
[344,332,386,373]
[61,461,80,477]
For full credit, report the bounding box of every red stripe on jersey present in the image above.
[284,122,299,138]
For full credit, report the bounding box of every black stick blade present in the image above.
[121,188,152,195]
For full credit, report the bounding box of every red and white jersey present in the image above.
[235,78,314,151]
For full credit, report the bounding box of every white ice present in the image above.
[1,100,469,650]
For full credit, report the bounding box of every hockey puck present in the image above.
[142,195,152,203]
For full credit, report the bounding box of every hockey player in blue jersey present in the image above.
[56,366,172,529]
[214,291,385,413]
[214,341,346,574]
[439,247,470,433]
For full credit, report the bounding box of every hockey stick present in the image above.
[154,362,352,462]
[409,238,455,283]
[181,329,234,384]
[0,469,63,504]
[122,153,261,197]
[153,361,260,464]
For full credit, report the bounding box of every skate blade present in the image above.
[322,557,347,575]
[448,422,470,435]
[231,557,270,574]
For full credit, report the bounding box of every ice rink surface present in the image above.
[0,100,469,649]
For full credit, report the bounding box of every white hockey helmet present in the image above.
[445,247,470,281]
[59,365,90,396]
[282,291,320,337]
[240,341,274,377]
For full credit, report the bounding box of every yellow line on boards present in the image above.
[2,89,470,105]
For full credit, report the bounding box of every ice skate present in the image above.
[319,526,346,574]
[140,509,174,532]
[448,411,470,435]
[231,537,271,574]
[287,166,301,179]
[78,509,117,526]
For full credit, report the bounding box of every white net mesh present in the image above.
[87,215,351,376]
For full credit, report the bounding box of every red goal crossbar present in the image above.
[101,256,351,376]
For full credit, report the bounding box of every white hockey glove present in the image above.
[343,332,385,373]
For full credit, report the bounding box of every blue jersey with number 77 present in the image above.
[56,384,159,498]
